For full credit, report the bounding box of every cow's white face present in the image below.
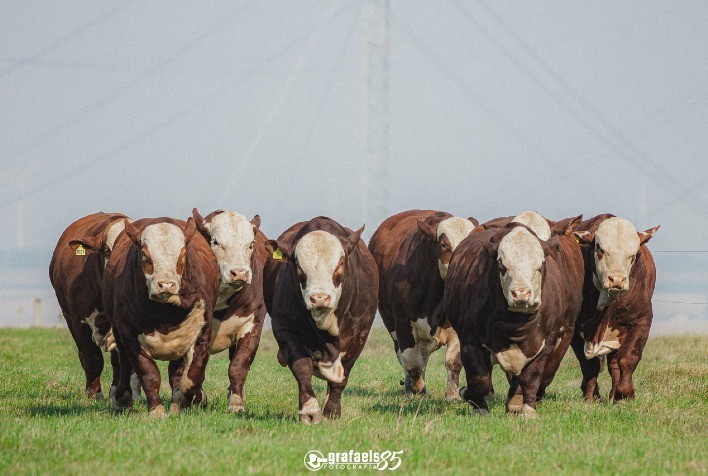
[204,212,255,288]
[512,211,551,241]
[497,227,544,313]
[103,220,126,267]
[140,223,187,303]
[436,217,476,280]
[593,217,640,299]
[294,231,345,317]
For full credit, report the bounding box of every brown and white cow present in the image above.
[103,217,219,417]
[192,208,268,413]
[368,209,478,400]
[480,211,585,401]
[50,212,133,399]
[263,217,377,424]
[571,214,659,402]
[445,223,568,418]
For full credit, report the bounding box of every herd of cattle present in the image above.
[49,209,658,421]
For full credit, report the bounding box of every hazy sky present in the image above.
[1,1,707,328]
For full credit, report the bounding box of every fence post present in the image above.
[33,298,42,327]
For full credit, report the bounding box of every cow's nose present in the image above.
[511,288,532,304]
[309,293,332,309]
[157,281,176,294]
[607,274,627,289]
[229,268,250,283]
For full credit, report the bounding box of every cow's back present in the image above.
[50,212,127,316]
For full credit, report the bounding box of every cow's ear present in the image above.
[417,220,437,241]
[542,236,561,258]
[472,224,485,233]
[345,225,365,255]
[482,240,497,258]
[638,225,659,245]
[183,217,197,244]
[265,239,293,261]
[467,216,480,227]
[69,234,103,252]
[192,208,210,238]
[573,230,593,244]
[251,214,261,230]
[553,214,583,236]
[124,219,142,246]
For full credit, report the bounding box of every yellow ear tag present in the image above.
[272,248,283,260]
[75,244,86,256]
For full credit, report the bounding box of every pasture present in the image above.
[0,327,705,475]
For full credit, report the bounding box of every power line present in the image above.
[1,0,135,75]
[0,23,323,211]
[3,2,258,171]
[447,0,708,213]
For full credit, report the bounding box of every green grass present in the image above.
[0,328,706,475]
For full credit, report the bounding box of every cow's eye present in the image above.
[141,251,147,261]
[211,238,219,247]
[629,255,636,265]
[497,259,507,276]
[104,248,111,259]
[249,242,254,249]
[596,245,604,259]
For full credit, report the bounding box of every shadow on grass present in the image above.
[28,404,103,416]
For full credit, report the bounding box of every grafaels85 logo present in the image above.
[304,450,403,471]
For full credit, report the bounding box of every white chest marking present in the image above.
[138,299,205,361]
[209,312,255,354]
[495,340,545,376]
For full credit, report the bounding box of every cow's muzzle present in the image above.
[308,292,332,310]
[225,268,251,287]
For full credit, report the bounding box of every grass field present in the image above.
[0,328,706,475]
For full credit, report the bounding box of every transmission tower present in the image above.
[363,0,390,231]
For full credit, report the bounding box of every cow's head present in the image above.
[491,226,546,314]
[193,208,260,289]
[575,217,659,305]
[511,211,551,241]
[418,216,478,279]
[124,218,197,303]
[266,226,364,325]
[69,219,128,268]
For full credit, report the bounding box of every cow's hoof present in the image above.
[169,403,181,415]
[228,393,245,414]
[109,386,117,400]
[446,390,463,403]
[506,394,524,413]
[197,389,208,409]
[519,404,540,420]
[110,393,133,412]
[299,409,323,425]
[486,390,495,400]
[299,398,322,425]
[149,405,167,418]
[472,408,490,416]
[87,388,104,400]
[323,400,341,420]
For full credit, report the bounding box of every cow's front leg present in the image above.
[571,331,602,401]
[291,357,322,425]
[611,324,649,402]
[171,332,210,412]
[227,314,264,414]
[135,350,166,417]
[110,332,135,412]
[516,354,547,419]
[458,339,492,414]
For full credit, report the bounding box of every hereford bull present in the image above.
[49,212,132,399]
[445,223,568,418]
[263,217,377,424]
[368,209,478,400]
[103,217,219,417]
[192,208,268,413]
[571,214,659,402]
